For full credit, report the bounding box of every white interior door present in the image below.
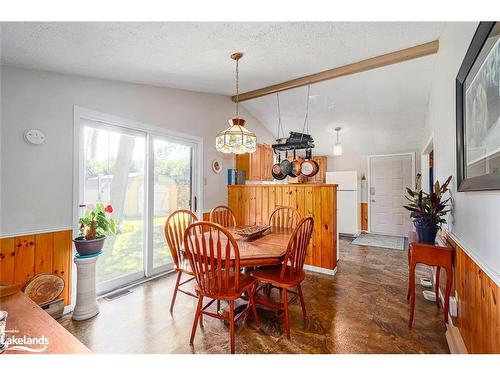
[369,154,414,236]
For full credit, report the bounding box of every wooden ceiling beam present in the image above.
[232,40,439,102]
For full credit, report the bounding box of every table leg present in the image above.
[406,250,411,301]
[444,266,453,327]
[435,266,441,309]
[408,262,416,328]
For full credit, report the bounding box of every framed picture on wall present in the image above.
[456,22,500,191]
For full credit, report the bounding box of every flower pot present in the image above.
[414,222,438,244]
[73,236,106,256]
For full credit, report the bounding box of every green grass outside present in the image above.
[96,217,172,284]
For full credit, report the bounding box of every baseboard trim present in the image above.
[433,271,467,353]
[446,322,468,354]
[304,265,337,276]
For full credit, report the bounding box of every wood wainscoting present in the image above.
[0,230,73,306]
[445,235,500,353]
[360,203,368,231]
[228,184,337,271]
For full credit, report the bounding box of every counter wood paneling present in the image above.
[228,184,337,271]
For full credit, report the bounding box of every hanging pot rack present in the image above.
[271,85,315,153]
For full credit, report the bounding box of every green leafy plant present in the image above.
[78,203,117,240]
[403,176,452,228]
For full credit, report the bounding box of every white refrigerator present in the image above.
[326,171,360,238]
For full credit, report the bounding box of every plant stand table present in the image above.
[407,231,454,328]
[72,251,101,321]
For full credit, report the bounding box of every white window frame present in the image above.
[73,106,203,297]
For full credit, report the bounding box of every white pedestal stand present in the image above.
[72,254,100,321]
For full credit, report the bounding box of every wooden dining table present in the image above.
[190,226,293,268]
[229,226,293,266]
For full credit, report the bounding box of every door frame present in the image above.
[420,135,434,194]
[366,152,415,235]
[73,106,203,295]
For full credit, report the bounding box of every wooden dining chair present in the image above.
[269,206,301,229]
[184,221,259,354]
[164,209,199,312]
[209,205,237,228]
[251,216,314,339]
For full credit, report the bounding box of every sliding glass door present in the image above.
[150,136,194,273]
[78,114,200,294]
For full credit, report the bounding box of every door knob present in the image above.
[371,199,376,202]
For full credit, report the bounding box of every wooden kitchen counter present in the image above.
[228,183,337,271]
[229,183,338,187]
[0,292,91,354]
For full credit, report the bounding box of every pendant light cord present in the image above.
[235,58,239,119]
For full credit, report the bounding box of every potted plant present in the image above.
[403,176,452,244]
[73,203,117,256]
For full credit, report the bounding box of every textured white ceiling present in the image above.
[243,54,437,156]
[0,22,444,156]
[0,22,443,94]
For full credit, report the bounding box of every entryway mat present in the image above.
[351,232,406,251]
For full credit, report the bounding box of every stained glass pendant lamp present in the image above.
[215,53,257,154]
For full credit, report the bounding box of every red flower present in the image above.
[80,223,85,229]
[105,205,113,213]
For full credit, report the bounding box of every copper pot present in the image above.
[300,149,319,177]
[288,149,302,177]
[271,153,288,180]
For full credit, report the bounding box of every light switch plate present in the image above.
[24,129,46,145]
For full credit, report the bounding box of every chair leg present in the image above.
[297,284,307,318]
[229,300,235,354]
[266,283,272,298]
[170,271,182,312]
[282,288,290,339]
[190,295,203,345]
[245,284,260,327]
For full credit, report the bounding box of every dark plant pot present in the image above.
[414,222,438,244]
[73,236,106,256]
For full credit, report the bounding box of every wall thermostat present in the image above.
[24,129,46,145]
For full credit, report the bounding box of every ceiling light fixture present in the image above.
[333,127,343,156]
[215,52,257,154]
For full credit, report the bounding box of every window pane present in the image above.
[153,138,192,269]
[83,124,146,284]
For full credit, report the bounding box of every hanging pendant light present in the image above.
[333,127,343,156]
[215,52,257,154]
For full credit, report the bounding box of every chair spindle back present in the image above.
[281,216,314,280]
[210,205,237,228]
[164,209,198,269]
[269,206,301,229]
[184,221,241,293]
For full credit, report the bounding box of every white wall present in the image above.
[421,22,500,284]
[0,66,275,236]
